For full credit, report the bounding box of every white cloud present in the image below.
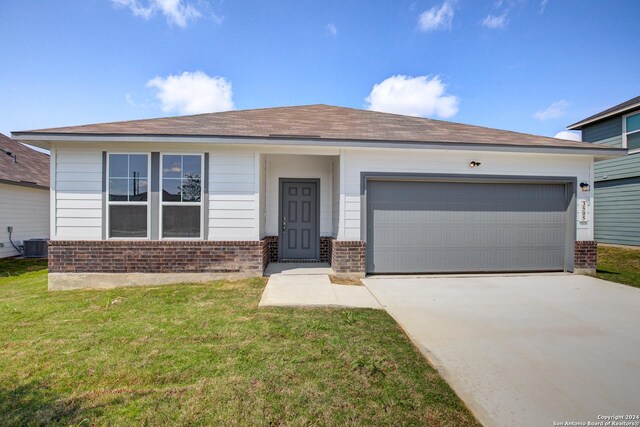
[534,100,569,120]
[326,23,337,36]
[418,1,455,31]
[146,71,234,114]
[554,131,581,141]
[540,0,550,14]
[211,12,224,25]
[125,93,137,107]
[113,0,153,19]
[125,92,151,109]
[112,0,202,28]
[365,75,459,119]
[482,13,508,28]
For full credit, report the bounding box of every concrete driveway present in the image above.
[364,274,640,427]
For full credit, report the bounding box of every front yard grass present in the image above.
[596,244,640,289]
[0,261,478,426]
[0,257,48,277]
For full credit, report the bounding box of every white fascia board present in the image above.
[11,133,627,159]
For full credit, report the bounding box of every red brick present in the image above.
[49,240,267,274]
[574,240,597,270]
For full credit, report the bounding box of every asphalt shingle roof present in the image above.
[16,104,613,151]
[0,133,49,188]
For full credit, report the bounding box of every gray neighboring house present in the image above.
[568,96,640,246]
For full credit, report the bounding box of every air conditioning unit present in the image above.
[23,239,48,258]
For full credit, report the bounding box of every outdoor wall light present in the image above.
[580,182,590,192]
[469,161,481,168]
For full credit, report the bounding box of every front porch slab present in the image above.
[259,263,381,309]
[264,262,333,276]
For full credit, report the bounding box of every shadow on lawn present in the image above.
[596,269,621,275]
[0,258,48,277]
[0,381,94,426]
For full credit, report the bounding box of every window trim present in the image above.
[623,111,640,154]
[159,153,205,240]
[106,152,151,240]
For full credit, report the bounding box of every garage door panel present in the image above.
[493,248,564,271]
[367,180,569,273]
[372,218,565,246]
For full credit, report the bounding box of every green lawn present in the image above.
[596,245,640,288]
[0,258,48,277]
[0,260,478,426]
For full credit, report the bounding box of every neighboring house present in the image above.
[12,105,624,289]
[568,96,640,246]
[0,133,50,258]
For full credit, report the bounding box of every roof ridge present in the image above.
[12,105,615,152]
[17,104,336,133]
[17,104,569,144]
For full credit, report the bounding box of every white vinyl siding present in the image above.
[54,147,263,242]
[258,154,266,238]
[54,149,103,240]
[48,143,595,246]
[341,148,594,242]
[331,157,340,238]
[0,183,49,258]
[208,152,259,240]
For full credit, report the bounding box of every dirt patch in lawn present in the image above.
[329,275,364,286]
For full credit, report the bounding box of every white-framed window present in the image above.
[107,153,150,239]
[160,153,204,239]
[623,111,640,153]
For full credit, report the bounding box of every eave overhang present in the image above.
[11,132,627,160]
[568,101,640,130]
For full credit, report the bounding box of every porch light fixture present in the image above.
[469,161,481,168]
[580,182,590,192]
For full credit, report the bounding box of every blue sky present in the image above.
[1,0,639,141]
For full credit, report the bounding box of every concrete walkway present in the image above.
[259,263,381,309]
[364,274,640,427]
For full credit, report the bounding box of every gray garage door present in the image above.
[366,180,570,273]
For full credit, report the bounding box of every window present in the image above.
[161,154,203,238]
[624,111,640,152]
[108,154,149,238]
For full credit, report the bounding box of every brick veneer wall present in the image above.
[264,236,279,264]
[261,239,271,272]
[320,237,333,264]
[331,240,366,274]
[574,240,597,271]
[49,241,265,274]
